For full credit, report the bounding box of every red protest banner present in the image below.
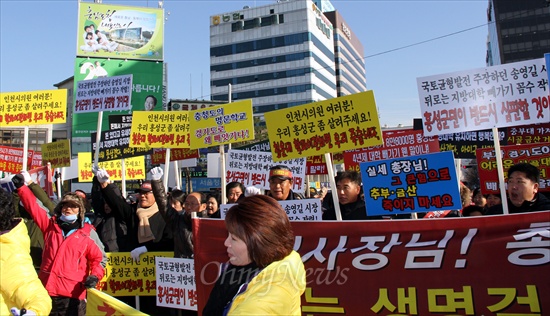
[344,129,440,172]
[476,142,550,194]
[194,212,550,315]
[0,145,34,174]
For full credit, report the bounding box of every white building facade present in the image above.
[209,0,337,114]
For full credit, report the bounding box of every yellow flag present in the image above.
[87,288,149,316]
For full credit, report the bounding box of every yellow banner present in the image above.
[264,91,383,162]
[87,288,148,316]
[189,99,254,149]
[78,152,145,182]
[129,111,190,148]
[0,89,67,127]
[41,139,71,168]
[98,252,173,297]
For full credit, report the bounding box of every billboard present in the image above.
[73,57,163,139]
[77,3,164,61]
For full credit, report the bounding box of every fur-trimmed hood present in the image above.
[53,192,87,227]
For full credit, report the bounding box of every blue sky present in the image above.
[0,0,489,127]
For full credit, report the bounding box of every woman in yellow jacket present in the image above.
[0,188,51,316]
[203,195,306,315]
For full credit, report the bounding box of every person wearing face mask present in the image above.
[12,171,106,316]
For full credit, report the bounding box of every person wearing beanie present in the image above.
[12,171,106,316]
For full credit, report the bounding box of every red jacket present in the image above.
[17,185,106,300]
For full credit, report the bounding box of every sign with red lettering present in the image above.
[75,75,132,113]
[0,89,67,127]
[344,129,440,172]
[226,149,306,192]
[417,58,549,136]
[360,151,461,216]
[151,148,200,164]
[476,142,550,194]
[264,91,383,162]
[155,257,197,310]
[194,212,550,315]
[0,145,34,174]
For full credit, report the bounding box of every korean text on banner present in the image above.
[75,74,133,113]
[476,142,550,194]
[226,149,306,192]
[76,3,164,61]
[220,199,322,221]
[0,146,34,174]
[129,111,190,148]
[344,129,440,173]
[98,252,173,296]
[41,139,71,168]
[156,257,197,310]
[91,127,153,162]
[417,58,549,136]
[77,152,145,182]
[72,58,163,139]
[264,91,383,162]
[193,212,550,315]
[0,89,67,127]
[189,99,254,149]
[360,151,461,216]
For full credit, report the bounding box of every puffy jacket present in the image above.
[0,219,52,315]
[17,185,106,300]
[486,192,550,215]
[228,250,306,315]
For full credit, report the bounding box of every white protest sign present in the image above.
[75,74,133,113]
[220,198,322,221]
[155,257,197,311]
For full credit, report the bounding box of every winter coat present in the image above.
[0,219,52,315]
[91,177,128,252]
[101,182,173,252]
[486,192,550,215]
[227,250,306,315]
[322,193,383,220]
[151,179,193,258]
[16,185,106,300]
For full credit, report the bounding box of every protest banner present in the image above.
[78,152,145,182]
[108,114,133,129]
[0,89,67,127]
[155,257,197,310]
[72,58,163,139]
[344,129,440,172]
[264,91,383,162]
[220,198,322,221]
[129,111,190,148]
[0,146,34,174]
[193,212,550,315]
[91,127,153,162]
[87,289,147,315]
[226,149,306,192]
[74,75,132,114]
[188,99,254,149]
[41,139,71,168]
[360,151,461,217]
[151,148,199,164]
[476,142,550,194]
[0,165,53,197]
[417,58,549,136]
[98,252,173,296]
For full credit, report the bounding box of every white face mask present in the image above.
[60,214,78,223]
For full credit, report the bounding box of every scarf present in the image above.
[136,202,159,244]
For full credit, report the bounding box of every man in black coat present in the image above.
[486,163,550,215]
[322,170,383,220]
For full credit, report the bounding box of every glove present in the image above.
[130,246,148,262]
[92,164,99,176]
[10,308,37,316]
[95,168,110,184]
[84,275,99,289]
[245,186,261,197]
[11,174,26,189]
[150,167,163,181]
[21,170,32,184]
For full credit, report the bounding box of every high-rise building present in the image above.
[324,10,366,97]
[209,0,339,114]
[486,0,550,66]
